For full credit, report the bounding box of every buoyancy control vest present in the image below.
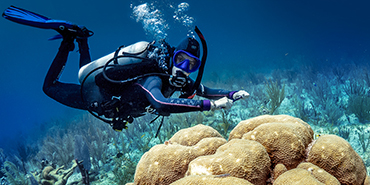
[78,41,170,94]
[77,41,171,130]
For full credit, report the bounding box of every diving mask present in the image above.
[173,50,201,73]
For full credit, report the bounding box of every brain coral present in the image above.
[170,124,223,146]
[185,139,270,185]
[273,163,287,180]
[307,134,367,185]
[297,162,340,185]
[274,168,325,185]
[169,175,253,185]
[130,115,368,185]
[133,136,226,185]
[229,114,313,141]
[365,175,370,185]
[237,115,313,169]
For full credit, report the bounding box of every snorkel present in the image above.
[179,26,208,99]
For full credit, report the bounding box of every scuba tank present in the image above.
[78,41,151,84]
[78,40,171,131]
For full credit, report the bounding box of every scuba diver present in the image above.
[3,6,249,131]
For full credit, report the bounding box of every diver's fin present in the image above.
[2,5,75,30]
[48,34,63,40]
[3,6,94,39]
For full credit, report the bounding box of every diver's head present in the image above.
[172,37,201,75]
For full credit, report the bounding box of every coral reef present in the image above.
[296,162,340,185]
[170,175,253,185]
[169,124,223,146]
[365,175,370,185]
[5,61,370,185]
[1,161,30,185]
[33,160,77,185]
[133,136,226,184]
[274,168,325,185]
[185,139,271,185]
[307,134,367,185]
[264,79,285,115]
[129,115,368,185]
[272,163,287,180]
[229,115,313,169]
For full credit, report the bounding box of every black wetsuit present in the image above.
[43,38,236,121]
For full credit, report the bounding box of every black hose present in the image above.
[179,26,207,98]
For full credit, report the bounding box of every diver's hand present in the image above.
[233,90,250,101]
[211,97,233,110]
[57,25,93,40]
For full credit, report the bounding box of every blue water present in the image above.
[1,0,370,156]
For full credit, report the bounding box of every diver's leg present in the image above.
[77,38,91,68]
[43,38,74,86]
[43,38,87,110]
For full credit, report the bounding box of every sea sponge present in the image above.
[239,115,313,169]
[297,162,340,185]
[169,175,253,185]
[307,134,367,185]
[229,114,313,141]
[133,137,227,185]
[185,139,271,185]
[274,168,324,185]
[169,124,223,146]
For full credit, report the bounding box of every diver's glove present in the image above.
[211,97,233,110]
[232,90,250,101]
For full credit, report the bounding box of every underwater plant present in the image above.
[347,94,370,123]
[264,79,285,115]
[356,126,370,153]
[337,126,351,141]
[332,65,346,83]
[291,95,313,123]
[322,98,343,126]
[363,68,370,87]
[73,135,91,172]
[245,71,265,85]
[36,133,74,168]
[343,80,366,97]
[215,109,235,138]
[0,161,30,185]
[111,135,136,184]
[309,75,331,107]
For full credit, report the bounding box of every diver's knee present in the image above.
[42,83,50,96]
[42,81,54,97]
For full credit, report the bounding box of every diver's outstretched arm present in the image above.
[136,76,211,115]
[43,38,87,110]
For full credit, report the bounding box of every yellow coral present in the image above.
[240,117,313,169]
[170,124,223,146]
[364,175,370,185]
[229,115,313,141]
[273,163,287,180]
[274,168,325,185]
[169,175,253,185]
[36,161,78,185]
[130,116,368,185]
[185,139,271,185]
[297,162,340,185]
[134,137,227,185]
[307,134,367,185]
